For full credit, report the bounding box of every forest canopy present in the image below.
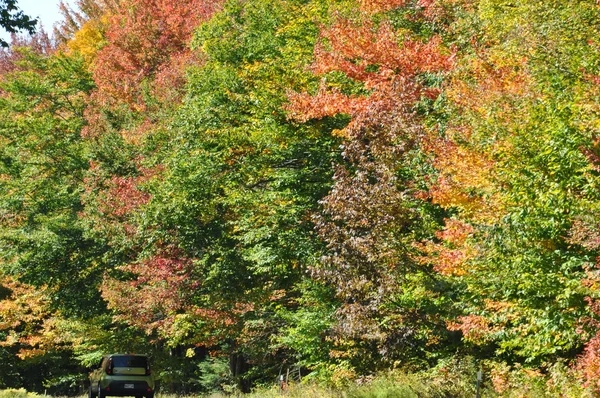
[1,0,600,395]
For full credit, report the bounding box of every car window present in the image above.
[111,355,148,368]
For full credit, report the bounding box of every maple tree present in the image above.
[91,0,222,109]
[0,277,79,390]
[0,277,58,360]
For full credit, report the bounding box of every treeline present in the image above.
[1,0,600,395]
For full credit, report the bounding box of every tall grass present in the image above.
[151,370,485,398]
[0,389,41,398]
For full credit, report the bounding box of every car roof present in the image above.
[105,353,149,357]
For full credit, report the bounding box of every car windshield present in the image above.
[112,356,148,368]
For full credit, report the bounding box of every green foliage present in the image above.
[197,356,237,394]
[73,0,343,390]
[273,280,338,379]
[433,0,600,366]
[0,48,103,316]
[127,0,338,350]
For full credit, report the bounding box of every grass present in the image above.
[0,389,41,398]
[43,372,483,398]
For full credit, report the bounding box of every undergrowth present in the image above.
[13,357,596,398]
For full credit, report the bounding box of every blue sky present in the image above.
[0,0,78,43]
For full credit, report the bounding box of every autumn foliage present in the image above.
[286,12,455,364]
[93,0,221,107]
[3,0,600,394]
[0,278,59,360]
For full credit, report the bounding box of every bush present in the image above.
[197,356,237,394]
[90,357,596,398]
[202,365,478,398]
[484,359,595,398]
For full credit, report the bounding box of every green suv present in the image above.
[88,354,155,398]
